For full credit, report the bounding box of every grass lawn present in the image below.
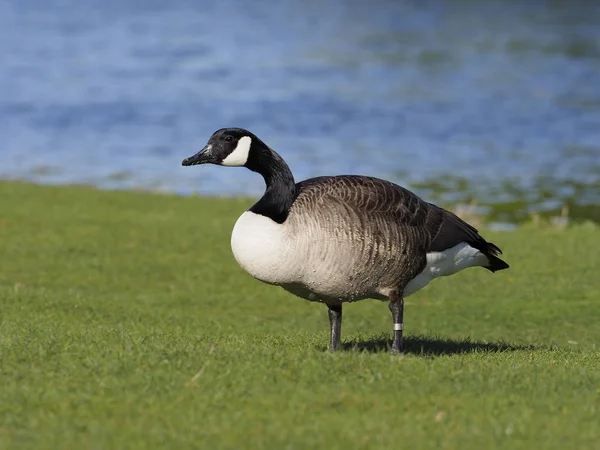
[1,181,599,449]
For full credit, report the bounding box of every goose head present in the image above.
[182,128,264,168]
[183,128,297,223]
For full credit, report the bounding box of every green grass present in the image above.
[1,181,599,449]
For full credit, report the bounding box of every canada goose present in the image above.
[182,128,509,353]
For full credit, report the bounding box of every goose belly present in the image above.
[230,212,298,285]
[292,244,384,301]
[282,232,389,302]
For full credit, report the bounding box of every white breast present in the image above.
[230,211,298,285]
[403,242,488,297]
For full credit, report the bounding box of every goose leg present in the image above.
[327,304,343,351]
[388,293,404,354]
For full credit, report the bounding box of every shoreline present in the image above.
[2,178,593,232]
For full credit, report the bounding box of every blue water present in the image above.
[1,0,599,218]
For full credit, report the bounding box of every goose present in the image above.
[182,128,509,353]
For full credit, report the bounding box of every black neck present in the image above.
[246,145,297,224]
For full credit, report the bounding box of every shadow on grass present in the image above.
[339,334,535,356]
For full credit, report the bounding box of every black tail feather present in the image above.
[483,242,509,272]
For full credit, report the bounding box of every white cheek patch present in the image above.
[221,136,252,166]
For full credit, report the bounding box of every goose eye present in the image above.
[224,135,234,142]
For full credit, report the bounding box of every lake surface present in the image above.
[1,0,599,224]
